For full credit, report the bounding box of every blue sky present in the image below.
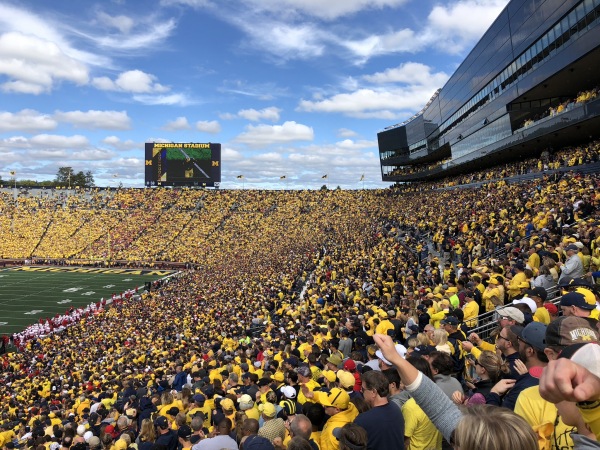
[0,0,509,189]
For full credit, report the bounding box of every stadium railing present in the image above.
[469,285,561,342]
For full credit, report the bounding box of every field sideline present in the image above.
[0,266,175,335]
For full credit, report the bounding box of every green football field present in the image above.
[0,266,177,335]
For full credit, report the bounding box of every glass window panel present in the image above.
[542,33,549,50]
[554,20,563,38]
[576,3,585,21]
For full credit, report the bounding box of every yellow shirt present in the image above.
[463,301,479,328]
[507,272,527,299]
[244,406,260,421]
[482,286,501,313]
[515,386,575,450]
[298,379,320,404]
[533,306,551,325]
[0,430,15,448]
[402,398,442,450]
[528,253,541,270]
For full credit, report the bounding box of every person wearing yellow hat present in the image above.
[219,397,236,429]
[374,310,394,336]
[114,438,128,450]
[446,286,460,309]
[430,301,450,329]
[320,369,338,388]
[257,402,285,443]
[560,290,599,321]
[303,387,358,450]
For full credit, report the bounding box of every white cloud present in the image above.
[148,0,507,66]
[298,62,449,118]
[92,70,169,93]
[336,139,377,150]
[163,117,191,131]
[222,147,242,161]
[54,110,131,130]
[101,136,139,151]
[131,93,192,106]
[161,0,211,6]
[166,0,407,20]
[221,138,384,189]
[337,128,358,138]
[339,0,509,61]
[94,158,144,171]
[363,62,448,85]
[27,148,114,161]
[239,21,327,61]
[235,121,314,147]
[70,148,114,161]
[146,137,172,144]
[254,152,283,162]
[96,12,134,34]
[195,120,221,134]
[218,80,287,101]
[29,134,89,148]
[259,0,408,20]
[0,136,28,147]
[234,107,282,122]
[0,110,57,133]
[85,18,177,52]
[341,29,425,62]
[298,87,434,119]
[426,0,509,53]
[219,106,281,122]
[19,149,69,160]
[91,157,142,171]
[0,32,89,94]
[0,3,110,67]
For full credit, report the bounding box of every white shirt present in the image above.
[192,434,238,450]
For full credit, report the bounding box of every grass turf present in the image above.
[0,266,176,335]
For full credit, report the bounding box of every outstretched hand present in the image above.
[373,334,402,365]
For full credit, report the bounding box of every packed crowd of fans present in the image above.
[0,152,600,449]
[392,138,600,193]
[520,87,599,129]
[387,158,452,177]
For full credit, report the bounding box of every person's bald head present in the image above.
[190,416,203,432]
[289,414,312,440]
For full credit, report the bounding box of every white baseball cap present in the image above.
[375,344,407,365]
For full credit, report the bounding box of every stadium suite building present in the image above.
[378,0,600,183]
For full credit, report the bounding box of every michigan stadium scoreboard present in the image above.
[145,142,221,187]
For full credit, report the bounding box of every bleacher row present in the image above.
[390,138,600,191]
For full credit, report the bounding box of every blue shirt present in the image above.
[354,402,405,450]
